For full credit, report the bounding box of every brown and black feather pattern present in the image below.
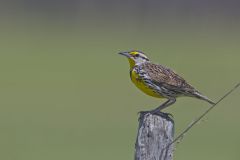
[136,62,215,104]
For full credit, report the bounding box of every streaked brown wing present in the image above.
[142,62,194,91]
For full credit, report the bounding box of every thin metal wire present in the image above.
[166,82,240,149]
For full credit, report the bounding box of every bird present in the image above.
[118,50,215,114]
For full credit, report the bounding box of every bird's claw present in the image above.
[138,109,174,121]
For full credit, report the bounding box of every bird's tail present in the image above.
[193,91,216,105]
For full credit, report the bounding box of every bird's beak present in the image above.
[118,52,131,58]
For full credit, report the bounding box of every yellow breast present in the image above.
[130,70,163,98]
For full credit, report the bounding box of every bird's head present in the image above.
[118,50,149,69]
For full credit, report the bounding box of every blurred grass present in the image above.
[0,19,239,160]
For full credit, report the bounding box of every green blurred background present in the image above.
[0,1,239,160]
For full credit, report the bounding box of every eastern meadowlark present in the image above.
[119,50,215,113]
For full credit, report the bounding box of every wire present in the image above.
[166,82,240,148]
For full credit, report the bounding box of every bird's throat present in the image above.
[128,58,136,70]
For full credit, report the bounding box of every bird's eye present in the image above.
[135,54,140,57]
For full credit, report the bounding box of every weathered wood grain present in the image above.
[135,113,174,160]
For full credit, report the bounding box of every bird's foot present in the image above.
[138,110,150,115]
[138,109,173,121]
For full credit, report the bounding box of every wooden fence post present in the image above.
[135,112,174,160]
